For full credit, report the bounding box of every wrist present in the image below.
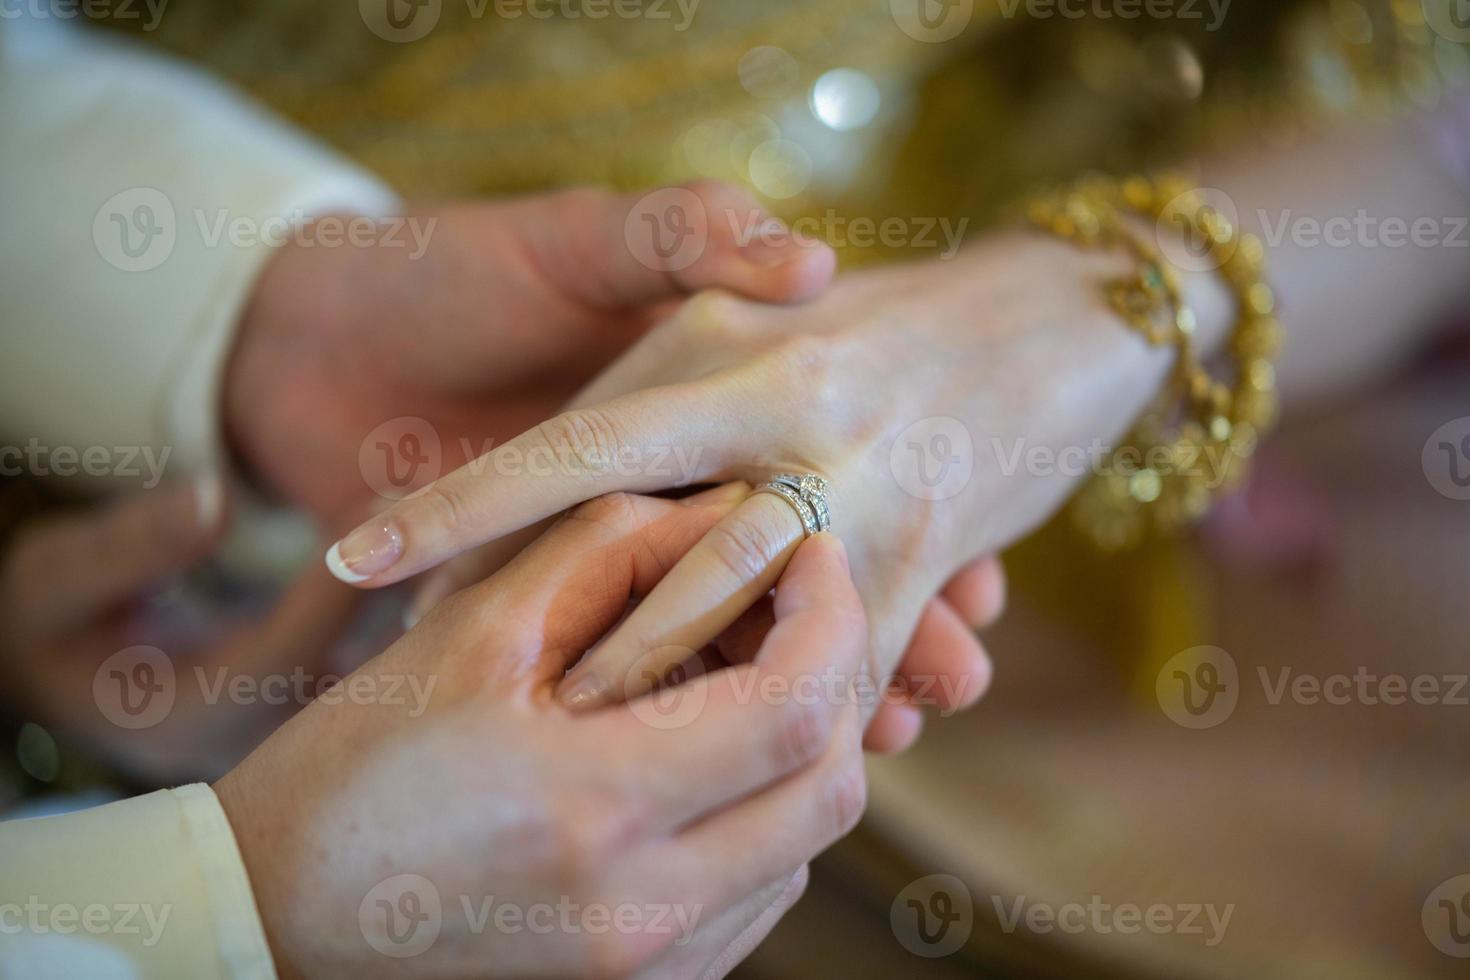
[222,230,377,496]
[214,766,305,980]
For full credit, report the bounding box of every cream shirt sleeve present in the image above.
[0,784,275,979]
[0,14,399,482]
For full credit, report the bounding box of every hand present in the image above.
[225,182,836,526]
[0,480,360,781]
[320,231,1186,710]
[215,486,869,980]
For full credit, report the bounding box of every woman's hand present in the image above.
[215,486,869,980]
[322,229,1194,716]
[226,182,836,527]
[0,480,360,781]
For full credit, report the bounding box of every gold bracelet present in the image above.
[1024,174,1283,551]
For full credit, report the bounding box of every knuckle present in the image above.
[771,696,836,772]
[416,479,477,534]
[823,755,868,837]
[567,491,640,535]
[538,408,628,480]
[705,513,787,585]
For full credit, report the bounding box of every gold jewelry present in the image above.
[1025,174,1283,551]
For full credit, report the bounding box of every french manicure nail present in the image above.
[325,521,403,584]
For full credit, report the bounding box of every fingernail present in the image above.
[557,672,610,710]
[325,521,403,584]
[192,472,224,531]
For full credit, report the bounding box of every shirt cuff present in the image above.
[0,784,276,980]
[0,15,399,487]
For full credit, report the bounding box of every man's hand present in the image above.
[216,486,867,979]
[224,182,836,527]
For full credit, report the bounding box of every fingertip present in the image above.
[944,556,1008,629]
[864,702,924,754]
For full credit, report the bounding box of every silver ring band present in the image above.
[753,481,818,538]
[753,472,832,538]
[769,473,832,533]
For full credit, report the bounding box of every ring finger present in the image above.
[555,486,812,709]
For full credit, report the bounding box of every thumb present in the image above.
[535,181,837,310]
[7,474,227,635]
